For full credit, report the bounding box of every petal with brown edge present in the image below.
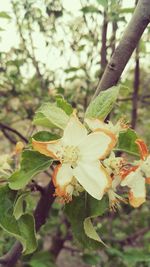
[32,138,62,160]
[73,160,110,200]
[129,191,145,208]
[79,129,116,161]
[52,163,73,198]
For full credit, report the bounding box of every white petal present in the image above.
[32,138,62,160]
[62,112,87,146]
[121,169,146,207]
[141,155,150,177]
[131,175,145,199]
[53,163,73,187]
[121,170,145,198]
[121,171,135,187]
[73,160,110,200]
[85,118,106,131]
[79,130,116,161]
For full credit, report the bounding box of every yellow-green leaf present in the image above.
[33,103,69,129]
[85,85,120,120]
[84,218,106,246]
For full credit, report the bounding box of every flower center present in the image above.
[62,146,80,168]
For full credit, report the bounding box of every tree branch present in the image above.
[131,44,140,129]
[100,11,108,72]
[0,122,28,143]
[1,129,16,145]
[94,0,150,97]
[110,20,117,56]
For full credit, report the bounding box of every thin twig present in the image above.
[1,129,16,144]
[0,123,28,143]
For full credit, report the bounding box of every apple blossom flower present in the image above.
[32,112,117,202]
[121,139,150,208]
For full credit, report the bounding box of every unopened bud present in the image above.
[15,141,24,154]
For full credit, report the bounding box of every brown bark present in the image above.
[111,20,117,56]
[94,0,150,98]
[131,45,140,129]
[100,11,108,72]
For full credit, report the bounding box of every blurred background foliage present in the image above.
[0,0,150,266]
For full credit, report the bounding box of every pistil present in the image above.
[62,146,80,168]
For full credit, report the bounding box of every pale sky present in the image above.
[0,0,138,80]
[0,0,134,52]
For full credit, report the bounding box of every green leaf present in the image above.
[13,192,30,220]
[33,103,69,129]
[84,193,108,247]
[0,186,37,255]
[107,248,150,265]
[56,87,64,94]
[19,214,37,254]
[139,40,147,54]
[56,97,73,116]
[85,85,120,120]
[120,8,134,14]
[13,192,38,220]
[29,251,56,267]
[33,113,53,128]
[115,129,140,157]
[65,193,108,249]
[122,249,150,264]
[9,150,52,190]
[64,67,80,73]
[32,131,60,142]
[77,45,85,51]
[0,11,11,19]
[96,0,108,8]
[82,253,100,265]
[84,218,106,246]
[81,5,100,13]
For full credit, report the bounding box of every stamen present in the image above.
[62,146,80,167]
[108,189,127,212]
